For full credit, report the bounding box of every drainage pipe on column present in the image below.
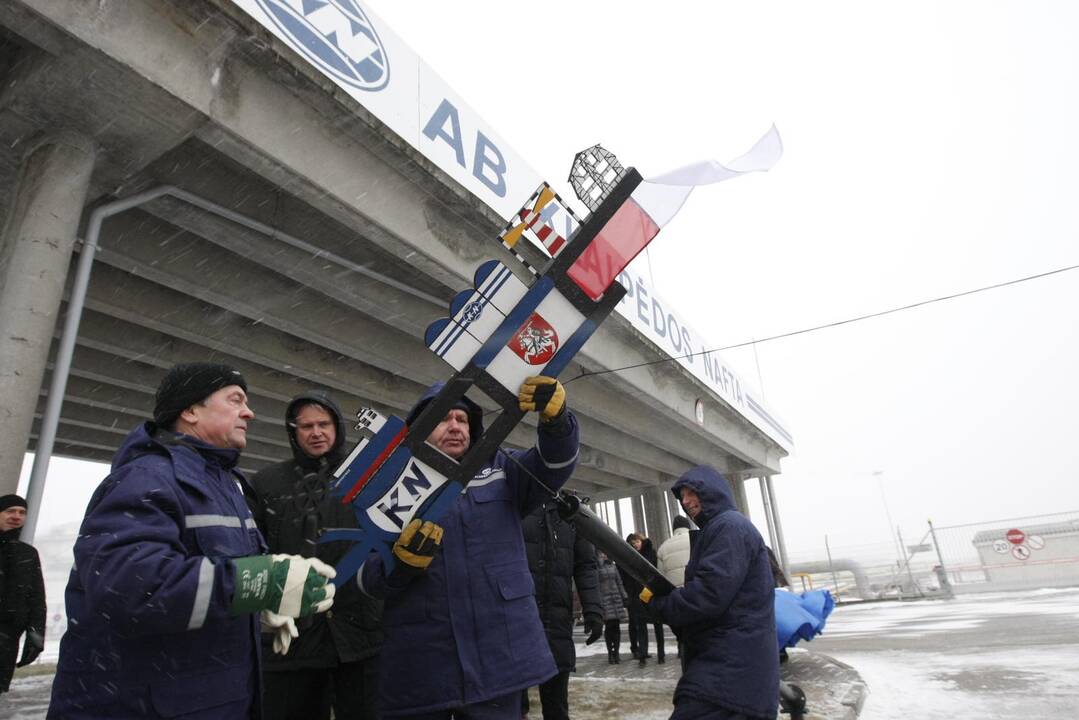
[23,185,445,541]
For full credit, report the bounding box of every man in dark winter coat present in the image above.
[0,495,45,693]
[49,363,336,720]
[249,391,383,719]
[520,496,603,720]
[360,377,579,718]
[641,466,778,720]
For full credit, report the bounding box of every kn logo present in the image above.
[462,301,484,323]
[509,313,559,365]
[255,0,389,91]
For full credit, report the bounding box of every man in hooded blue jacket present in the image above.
[641,465,779,720]
[360,376,578,719]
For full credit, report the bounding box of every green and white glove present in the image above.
[231,554,336,618]
[260,610,300,655]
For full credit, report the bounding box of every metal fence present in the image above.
[783,510,1079,600]
[930,510,1079,594]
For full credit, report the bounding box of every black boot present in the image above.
[608,650,618,664]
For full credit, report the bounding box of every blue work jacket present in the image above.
[650,466,779,719]
[49,423,266,719]
[361,391,579,716]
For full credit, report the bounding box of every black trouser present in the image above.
[263,658,380,720]
[0,625,18,693]
[520,671,570,720]
[652,622,665,661]
[628,606,647,657]
[603,619,621,656]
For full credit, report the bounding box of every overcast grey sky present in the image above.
[358,0,1079,557]
[22,2,1079,564]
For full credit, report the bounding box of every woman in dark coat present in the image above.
[639,537,666,665]
[596,552,627,663]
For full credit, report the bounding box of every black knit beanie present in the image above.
[153,362,248,429]
[0,495,27,512]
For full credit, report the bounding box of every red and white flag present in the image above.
[567,126,783,300]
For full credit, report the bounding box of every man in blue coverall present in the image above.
[49,363,337,719]
[360,376,578,719]
[641,465,779,720]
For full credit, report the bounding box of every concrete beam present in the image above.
[0,131,95,494]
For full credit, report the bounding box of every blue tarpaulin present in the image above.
[775,588,834,650]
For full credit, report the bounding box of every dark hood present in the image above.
[285,390,348,470]
[406,382,484,453]
[671,465,736,526]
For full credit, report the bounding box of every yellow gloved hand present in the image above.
[393,519,444,571]
[518,376,566,422]
[640,587,654,604]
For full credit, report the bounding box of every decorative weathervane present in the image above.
[321,128,785,588]
[568,144,626,213]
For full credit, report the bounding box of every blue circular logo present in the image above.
[255,0,390,92]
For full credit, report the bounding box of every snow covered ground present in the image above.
[811,587,1079,719]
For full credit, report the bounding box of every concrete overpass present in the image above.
[0,0,789,554]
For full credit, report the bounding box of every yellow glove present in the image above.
[640,587,654,604]
[518,376,566,422]
[393,519,444,571]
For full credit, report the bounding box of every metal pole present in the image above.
[874,471,904,566]
[23,186,175,541]
[766,475,790,577]
[897,527,919,595]
[927,519,954,596]
[824,534,841,600]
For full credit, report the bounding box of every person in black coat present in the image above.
[639,537,666,666]
[0,494,45,693]
[521,496,604,720]
[249,391,383,720]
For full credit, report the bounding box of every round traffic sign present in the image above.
[1011,545,1031,561]
[992,539,1010,554]
[1027,535,1045,550]
[1006,528,1025,545]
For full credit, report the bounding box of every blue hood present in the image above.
[115,422,241,472]
[406,382,485,452]
[671,465,735,526]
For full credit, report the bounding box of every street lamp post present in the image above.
[874,471,905,567]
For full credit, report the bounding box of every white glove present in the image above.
[260,609,300,655]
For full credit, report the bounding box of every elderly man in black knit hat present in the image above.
[0,494,46,694]
[49,363,338,720]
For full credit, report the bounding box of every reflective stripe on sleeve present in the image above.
[537,446,579,470]
[187,557,215,630]
[245,518,258,530]
[186,514,242,529]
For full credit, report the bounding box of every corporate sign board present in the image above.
[233,0,544,219]
[229,0,793,452]
[615,258,794,451]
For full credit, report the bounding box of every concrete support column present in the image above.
[630,493,645,537]
[728,473,749,515]
[765,475,790,576]
[759,477,779,549]
[0,132,95,495]
[666,487,684,527]
[642,486,671,546]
